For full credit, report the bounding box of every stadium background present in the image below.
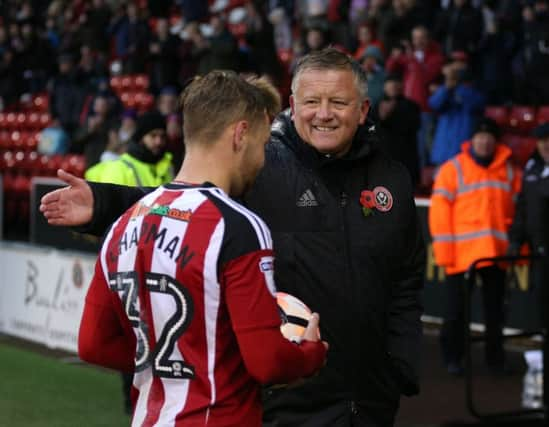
[1,0,549,425]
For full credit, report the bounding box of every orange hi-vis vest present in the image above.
[429,142,522,275]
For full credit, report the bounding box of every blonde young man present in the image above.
[77,71,327,426]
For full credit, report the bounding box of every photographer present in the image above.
[428,56,486,166]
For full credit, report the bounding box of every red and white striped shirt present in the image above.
[79,182,326,427]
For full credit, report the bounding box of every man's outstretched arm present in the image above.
[40,169,152,236]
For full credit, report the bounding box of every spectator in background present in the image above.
[373,73,421,186]
[268,5,293,51]
[97,126,128,163]
[37,119,70,156]
[165,112,184,171]
[359,45,386,109]
[0,48,22,109]
[177,21,199,86]
[244,0,285,87]
[508,123,549,327]
[190,13,242,75]
[353,20,385,60]
[477,12,515,105]
[74,92,120,167]
[180,0,210,23]
[148,17,181,95]
[117,109,137,146]
[107,2,150,74]
[156,85,179,117]
[85,110,172,186]
[17,20,55,94]
[378,0,418,53]
[303,23,331,53]
[429,118,522,376]
[49,51,91,138]
[386,25,444,169]
[513,0,549,105]
[433,0,483,58]
[84,0,112,56]
[78,44,109,83]
[429,59,485,166]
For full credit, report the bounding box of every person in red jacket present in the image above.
[386,25,445,170]
[429,118,522,375]
[78,71,328,426]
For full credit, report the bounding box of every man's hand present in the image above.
[39,169,94,226]
[302,313,329,352]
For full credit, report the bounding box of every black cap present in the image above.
[474,117,501,140]
[532,123,549,139]
[133,111,166,143]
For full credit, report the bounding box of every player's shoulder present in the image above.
[201,187,272,251]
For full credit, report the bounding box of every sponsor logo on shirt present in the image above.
[130,202,192,222]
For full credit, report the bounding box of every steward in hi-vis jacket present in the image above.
[429,117,521,375]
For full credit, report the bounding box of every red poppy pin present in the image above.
[360,186,393,217]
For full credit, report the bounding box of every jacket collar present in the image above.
[271,109,378,169]
[461,141,512,169]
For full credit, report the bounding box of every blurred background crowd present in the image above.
[1,0,549,237]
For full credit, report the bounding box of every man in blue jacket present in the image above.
[429,61,485,166]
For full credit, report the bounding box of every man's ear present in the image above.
[359,98,370,125]
[289,95,296,120]
[233,120,248,152]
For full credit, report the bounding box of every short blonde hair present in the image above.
[180,71,280,145]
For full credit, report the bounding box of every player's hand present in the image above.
[302,313,329,351]
[39,169,94,226]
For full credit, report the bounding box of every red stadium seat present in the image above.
[121,76,133,91]
[0,130,10,150]
[5,112,17,130]
[16,113,28,129]
[120,91,138,109]
[60,154,86,177]
[39,113,53,129]
[535,106,549,125]
[110,75,123,93]
[501,133,537,167]
[135,92,155,112]
[27,112,41,130]
[508,105,536,134]
[133,74,150,91]
[25,133,39,151]
[32,93,50,112]
[10,131,30,151]
[484,106,509,128]
[0,112,7,128]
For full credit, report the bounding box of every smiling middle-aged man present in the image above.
[40,47,426,427]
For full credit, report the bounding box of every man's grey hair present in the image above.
[291,47,369,101]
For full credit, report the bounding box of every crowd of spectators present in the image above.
[1,0,549,188]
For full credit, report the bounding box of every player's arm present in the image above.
[40,169,152,235]
[222,250,327,385]
[78,259,136,372]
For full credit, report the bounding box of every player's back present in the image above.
[100,182,276,426]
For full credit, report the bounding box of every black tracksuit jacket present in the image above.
[85,111,425,425]
[509,153,549,255]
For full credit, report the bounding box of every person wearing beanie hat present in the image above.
[474,117,501,140]
[429,113,522,376]
[85,110,173,187]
